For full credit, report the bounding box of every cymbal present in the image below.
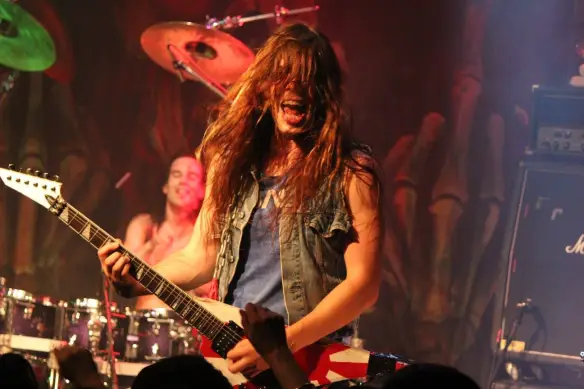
[140,21,254,85]
[23,0,75,83]
[0,0,56,72]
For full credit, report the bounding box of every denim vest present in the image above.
[214,172,353,328]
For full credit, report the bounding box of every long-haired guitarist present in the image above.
[98,21,383,375]
[123,154,214,310]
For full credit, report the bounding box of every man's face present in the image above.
[163,156,205,212]
[272,82,312,136]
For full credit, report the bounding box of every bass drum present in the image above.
[62,298,129,360]
[125,308,200,362]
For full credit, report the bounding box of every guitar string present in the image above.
[60,206,245,346]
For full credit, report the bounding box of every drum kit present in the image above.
[0,276,204,387]
[0,1,319,387]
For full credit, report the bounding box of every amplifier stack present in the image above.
[492,85,584,389]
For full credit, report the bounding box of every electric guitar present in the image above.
[0,165,410,388]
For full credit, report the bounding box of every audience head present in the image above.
[381,363,480,389]
[132,355,231,389]
[0,352,38,389]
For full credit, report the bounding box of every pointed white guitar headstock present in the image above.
[0,164,63,210]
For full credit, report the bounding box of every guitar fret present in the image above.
[135,264,145,280]
[196,309,212,330]
[200,313,212,334]
[174,299,184,312]
[80,221,90,240]
[159,285,172,301]
[88,224,99,242]
[173,294,185,309]
[207,322,219,339]
[60,207,71,224]
[171,297,179,310]
[140,267,157,290]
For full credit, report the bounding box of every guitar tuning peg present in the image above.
[42,173,49,179]
[7,164,15,170]
[52,175,59,182]
[34,170,41,176]
[25,168,32,174]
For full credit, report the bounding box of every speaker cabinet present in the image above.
[498,159,584,359]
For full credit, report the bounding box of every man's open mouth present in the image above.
[280,100,307,126]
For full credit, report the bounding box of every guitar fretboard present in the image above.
[55,200,232,341]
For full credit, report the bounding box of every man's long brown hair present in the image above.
[200,22,375,238]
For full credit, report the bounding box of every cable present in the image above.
[102,275,118,389]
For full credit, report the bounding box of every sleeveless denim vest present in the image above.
[213,171,353,328]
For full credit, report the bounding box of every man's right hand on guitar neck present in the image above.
[97,237,214,299]
[98,239,145,296]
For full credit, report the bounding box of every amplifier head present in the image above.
[531,85,584,158]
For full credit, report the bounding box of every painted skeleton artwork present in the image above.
[378,0,511,362]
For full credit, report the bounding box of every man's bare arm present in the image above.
[152,207,217,291]
[285,163,382,351]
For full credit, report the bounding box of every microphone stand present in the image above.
[487,300,530,388]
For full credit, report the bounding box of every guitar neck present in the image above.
[56,201,227,340]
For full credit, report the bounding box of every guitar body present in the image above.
[0,166,411,389]
[195,298,372,388]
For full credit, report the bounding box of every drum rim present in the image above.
[69,297,102,309]
[4,288,64,306]
[130,308,181,319]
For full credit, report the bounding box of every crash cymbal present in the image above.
[0,0,56,71]
[141,21,254,85]
[23,0,75,83]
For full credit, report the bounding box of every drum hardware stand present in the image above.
[0,276,5,298]
[205,5,320,30]
[166,43,227,99]
[0,277,9,355]
[102,275,118,389]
